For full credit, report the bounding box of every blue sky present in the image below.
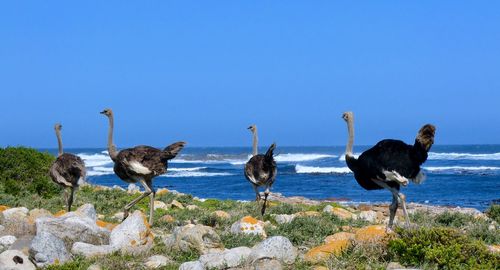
[1,1,499,148]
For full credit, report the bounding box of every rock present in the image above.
[0,235,16,252]
[312,266,328,270]
[273,214,295,224]
[488,244,500,253]
[112,185,126,191]
[296,211,321,217]
[27,209,52,224]
[8,236,33,253]
[0,205,9,213]
[156,188,169,196]
[170,199,184,209]
[53,210,67,217]
[74,204,97,221]
[323,206,356,220]
[0,250,36,270]
[324,232,355,244]
[230,216,266,237]
[186,205,199,210]
[144,255,172,268]
[110,210,154,255]
[30,231,71,266]
[95,220,118,231]
[71,242,116,257]
[87,264,102,270]
[212,210,231,219]
[112,212,124,220]
[354,225,388,244]
[179,261,204,270]
[153,201,168,210]
[159,214,175,223]
[1,207,28,220]
[253,258,283,270]
[386,262,405,270]
[35,204,110,248]
[249,236,297,264]
[0,225,4,232]
[127,183,141,194]
[304,239,351,263]
[164,224,223,255]
[199,246,251,269]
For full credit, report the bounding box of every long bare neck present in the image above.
[345,118,354,156]
[252,129,258,156]
[107,115,118,160]
[56,129,63,156]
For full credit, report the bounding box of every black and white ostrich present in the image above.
[49,123,86,212]
[100,108,186,225]
[342,112,435,229]
[244,125,277,215]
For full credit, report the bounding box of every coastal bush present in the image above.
[326,243,389,270]
[486,204,500,224]
[0,147,59,199]
[388,227,500,269]
[434,211,475,227]
[267,215,339,246]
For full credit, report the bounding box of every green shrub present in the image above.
[0,147,60,199]
[389,227,500,269]
[434,211,474,227]
[486,204,500,224]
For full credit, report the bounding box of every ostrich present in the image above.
[49,123,86,212]
[100,108,186,225]
[342,112,435,229]
[244,125,277,215]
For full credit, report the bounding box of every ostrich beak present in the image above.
[100,111,106,114]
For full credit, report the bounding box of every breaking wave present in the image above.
[295,165,352,174]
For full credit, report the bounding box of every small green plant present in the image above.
[486,204,500,224]
[389,227,500,269]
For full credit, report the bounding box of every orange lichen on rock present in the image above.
[304,239,350,263]
[96,220,117,231]
[159,214,175,223]
[0,205,10,212]
[241,216,259,225]
[156,189,169,196]
[324,232,355,244]
[54,210,67,217]
[354,225,387,244]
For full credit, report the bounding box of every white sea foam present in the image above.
[78,153,112,167]
[162,172,233,178]
[295,165,352,174]
[423,166,500,172]
[275,153,336,162]
[169,167,207,172]
[428,152,500,160]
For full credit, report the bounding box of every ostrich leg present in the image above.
[253,184,261,201]
[67,187,76,212]
[147,180,156,226]
[261,186,270,215]
[398,192,410,227]
[123,179,152,222]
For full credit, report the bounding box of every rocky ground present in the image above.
[0,184,499,270]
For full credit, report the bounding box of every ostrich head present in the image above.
[416,124,436,151]
[54,123,62,131]
[342,111,354,122]
[100,108,113,117]
[247,125,257,133]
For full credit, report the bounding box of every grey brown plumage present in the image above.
[342,112,435,229]
[100,108,185,225]
[49,124,86,212]
[244,124,277,215]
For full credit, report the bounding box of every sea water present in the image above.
[42,145,500,210]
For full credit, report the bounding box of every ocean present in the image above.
[42,145,500,211]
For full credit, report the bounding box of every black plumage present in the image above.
[244,125,277,215]
[342,112,435,228]
[49,124,86,212]
[101,109,185,225]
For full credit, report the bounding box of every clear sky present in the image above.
[1,1,499,148]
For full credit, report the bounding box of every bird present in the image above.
[49,123,86,212]
[100,108,186,225]
[244,125,277,215]
[341,111,435,229]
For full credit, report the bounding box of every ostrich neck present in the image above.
[346,118,355,155]
[56,130,63,156]
[252,130,258,156]
[107,115,118,160]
